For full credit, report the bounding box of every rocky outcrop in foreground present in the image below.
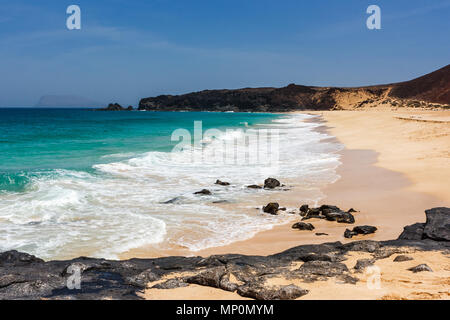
[0,208,448,300]
[138,65,450,112]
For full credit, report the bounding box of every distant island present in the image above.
[35,95,102,108]
[96,103,134,111]
[138,64,450,112]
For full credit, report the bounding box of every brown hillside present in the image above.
[139,65,450,111]
[389,64,450,104]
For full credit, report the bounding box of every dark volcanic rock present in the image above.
[320,205,341,215]
[296,261,349,277]
[336,274,359,285]
[162,197,183,204]
[124,270,160,288]
[354,259,376,273]
[408,264,433,273]
[393,255,414,262]
[344,226,377,238]
[398,223,425,240]
[423,207,450,241]
[315,233,329,236]
[151,279,188,289]
[299,204,309,214]
[398,208,450,242]
[97,103,130,111]
[353,226,378,235]
[247,185,262,189]
[0,207,447,300]
[344,229,357,239]
[301,207,325,220]
[186,267,226,288]
[194,189,212,195]
[263,202,280,215]
[0,250,44,267]
[292,222,315,231]
[215,180,230,186]
[264,178,280,189]
[324,211,355,224]
[212,200,229,204]
[237,283,308,300]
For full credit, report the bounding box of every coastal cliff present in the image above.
[139,64,450,112]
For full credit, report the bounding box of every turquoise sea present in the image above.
[0,109,280,192]
[0,108,342,259]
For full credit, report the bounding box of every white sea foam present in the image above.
[0,114,342,259]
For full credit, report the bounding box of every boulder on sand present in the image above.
[393,255,414,262]
[292,222,315,231]
[324,211,355,224]
[398,223,425,240]
[408,264,433,273]
[423,207,450,241]
[263,202,280,215]
[398,207,449,241]
[344,225,377,238]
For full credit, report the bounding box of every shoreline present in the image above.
[122,108,449,259]
[197,109,450,255]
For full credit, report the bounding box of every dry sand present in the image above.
[140,250,449,300]
[140,108,450,299]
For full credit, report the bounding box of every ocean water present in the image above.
[0,108,342,259]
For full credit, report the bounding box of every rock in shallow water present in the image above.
[264,178,280,189]
[194,189,212,195]
[215,180,230,186]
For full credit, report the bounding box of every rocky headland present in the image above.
[138,65,450,112]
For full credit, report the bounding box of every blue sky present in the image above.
[0,0,449,106]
